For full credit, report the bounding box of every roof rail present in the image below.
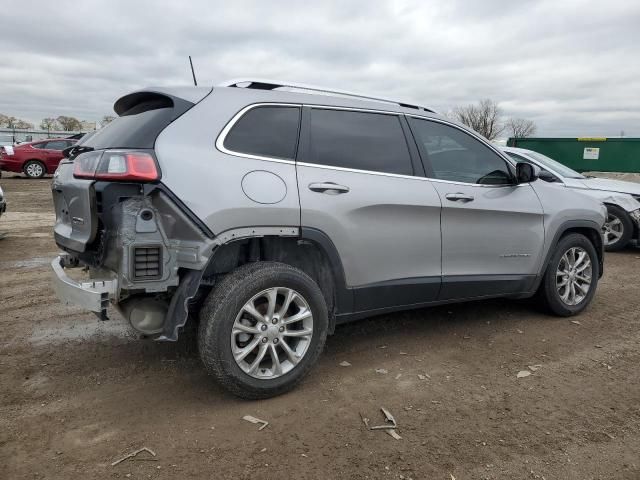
[218,78,434,113]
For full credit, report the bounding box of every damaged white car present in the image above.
[503,146,640,251]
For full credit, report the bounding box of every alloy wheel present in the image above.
[26,163,44,178]
[603,213,624,246]
[556,246,592,306]
[231,287,313,379]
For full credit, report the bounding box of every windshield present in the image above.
[525,150,585,179]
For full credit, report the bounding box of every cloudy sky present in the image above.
[1,0,639,137]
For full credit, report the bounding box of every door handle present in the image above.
[308,182,350,194]
[445,192,474,202]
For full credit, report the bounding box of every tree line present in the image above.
[0,114,115,132]
[450,99,536,140]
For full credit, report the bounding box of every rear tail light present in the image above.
[73,150,160,182]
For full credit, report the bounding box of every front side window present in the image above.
[224,106,300,160]
[409,118,512,185]
[307,109,413,175]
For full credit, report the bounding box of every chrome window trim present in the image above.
[215,102,301,165]
[296,160,527,187]
[296,161,432,182]
[216,102,527,188]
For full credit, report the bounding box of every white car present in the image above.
[503,146,640,251]
[0,184,5,219]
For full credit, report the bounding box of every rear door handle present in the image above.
[445,192,474,202]
[308,182,350,194]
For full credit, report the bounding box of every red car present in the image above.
[0,138,77,178]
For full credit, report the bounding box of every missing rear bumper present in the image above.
[50,254,117,320]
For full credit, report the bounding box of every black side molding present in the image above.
[300,227,353,315]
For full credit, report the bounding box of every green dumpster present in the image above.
[506,137,640,173]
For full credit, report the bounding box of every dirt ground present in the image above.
[1,175,640,480]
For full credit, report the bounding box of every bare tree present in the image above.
[1,116,32,129]
[100,115,115,127]
[40,117,60,133]
[14,119,33,129]
[3,116,19,128]
[453,99,504,140]
[506,117,536,138]
[56,115,82,131]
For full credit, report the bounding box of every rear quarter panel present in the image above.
[154,89,300,234]
[45,151,64,173]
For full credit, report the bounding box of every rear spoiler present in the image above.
[114,87,213,116]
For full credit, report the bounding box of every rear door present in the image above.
[42,140,71,170]
[297,107,442,312]
[408,117,545,299]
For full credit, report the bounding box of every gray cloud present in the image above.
[1,0,638,136]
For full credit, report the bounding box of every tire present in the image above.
[23,160,46,179]
[538,233,599,316]
[603,205,632,252]
[198,262,328,399]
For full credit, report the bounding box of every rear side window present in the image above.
[224,106,300,160]
[307,109,412,175]
[44,140,70,150]
[409,118,512,185]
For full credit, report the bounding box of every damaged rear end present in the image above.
[51,87,216,340]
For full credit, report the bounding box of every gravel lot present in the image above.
[1,176,640,479]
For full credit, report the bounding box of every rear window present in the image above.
[79,108,177,150]
[223,106,301,160]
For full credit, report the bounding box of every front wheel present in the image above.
[538,233,599,316]
[198,262,328,399]
[603,205,632,251]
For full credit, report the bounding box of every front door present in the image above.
[408,117,545,300]
[297,107,442,313]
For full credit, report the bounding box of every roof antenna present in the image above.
[189,56,198,86]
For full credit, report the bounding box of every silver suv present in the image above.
[51,79,606,398]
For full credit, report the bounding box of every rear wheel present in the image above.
[23,160,46,179]
[198,262,328,399]
[538,233,599,316]
[603,205,632,251]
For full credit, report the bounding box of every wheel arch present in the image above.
[603,202,638,241]
[200,228,351,333]
[533,220,604,294]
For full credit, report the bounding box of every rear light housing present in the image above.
[73,150,160,182]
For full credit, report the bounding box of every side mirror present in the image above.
[516,162,539,184]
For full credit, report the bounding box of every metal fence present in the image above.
[0,127,85,145]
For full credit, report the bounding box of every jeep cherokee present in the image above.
[51,79,606,398]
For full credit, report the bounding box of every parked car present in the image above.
[503,146,640,251]
[51,80,606,398]
[0,138,77,178]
